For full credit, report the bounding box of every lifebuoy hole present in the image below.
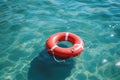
[57,41,73,48]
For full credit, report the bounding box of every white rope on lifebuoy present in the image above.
[50,45,65,62]
[52,51,65,63]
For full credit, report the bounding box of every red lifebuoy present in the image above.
[46,32,84,59]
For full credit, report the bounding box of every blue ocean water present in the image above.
[0,0,120,80]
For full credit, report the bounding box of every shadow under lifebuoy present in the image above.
[28,44,75,80]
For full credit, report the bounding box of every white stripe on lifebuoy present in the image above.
[50,45,57,51]
[65,32,69,40]
[74,43,84,50]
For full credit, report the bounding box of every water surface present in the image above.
[0,0,120,80]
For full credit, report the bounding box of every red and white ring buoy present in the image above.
[46,32,84,59]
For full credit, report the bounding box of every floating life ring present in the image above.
[46,32,84,59]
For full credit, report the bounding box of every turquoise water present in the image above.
[0,0,120,80]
